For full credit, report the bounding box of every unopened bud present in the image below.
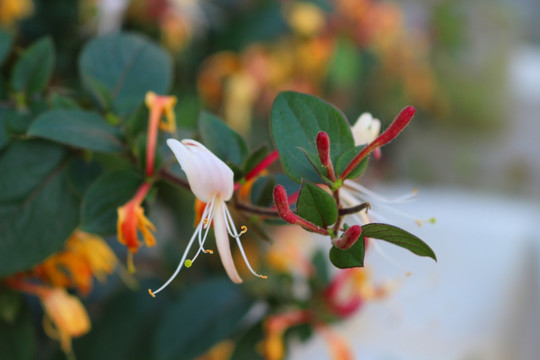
[273,185,297,224]
[333,225,362,250]
[316,131,336,181]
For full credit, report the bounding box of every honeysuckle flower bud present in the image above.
[316,131,336,181]
[145,91,178,176]
[332,224,362,250]
[149,139,265,296]
[117,182,156,272]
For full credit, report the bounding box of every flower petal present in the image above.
[351,113,381,146]
[167,139,234,202]
[213,200,243,284]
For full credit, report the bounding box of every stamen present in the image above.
[203,218,209,228]
[148,289,156,297]
[223,204,268,279]
[345,181,418,203]
[204,249,214,254]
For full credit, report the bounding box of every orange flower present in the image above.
[117,182,156,272]
[0,0,33,28]
[41,288,91,354]
[263,311,311,360]
[145,91,177,177]
[36,230,118,295]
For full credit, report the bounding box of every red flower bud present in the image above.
[316,131,336,181]
[332,225,362,250]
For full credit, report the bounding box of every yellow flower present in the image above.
[286,2,326,37]
[37,230,118,295]
[41,288,91,354]
[0,0,33,28]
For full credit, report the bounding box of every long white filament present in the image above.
[222,204,266,279]
[149,199,216,296]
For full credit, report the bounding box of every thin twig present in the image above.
[338,202,371,216]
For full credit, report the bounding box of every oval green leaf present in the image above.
[297,181,337,228]
[154,278,253,360]
[80,170,143,235]
[271,91,354,183]
[198,111,248,166]
[335,145,369,179]
[79,33,172,116]
[329,238,365,269]
[0,140,79,276]
[28,109,125,153]
[10,37,55,95]
[362,223,437,261]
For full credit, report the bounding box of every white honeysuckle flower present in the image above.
[149,139,265,297]
[351,113,381,146]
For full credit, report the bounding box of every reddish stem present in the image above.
[340,106,415,180]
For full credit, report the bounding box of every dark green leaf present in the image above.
[4,109,33,136]
[0,288,21,323]
[79,33,172,116]
[28,109,125,153]
[50,93,80,109]
[10,37,55,95]
[298,147,330,183]
[242,145,268,174]
[0,141,79,276]
[362,223,437,261]
[335,145,369,179]
[296,181,337,228]
[0,109,10,150]
[250,176,275,207]
[311,249,330,287]
[80,170,143,235]
[329,238,365,269]
[198,111,248,166]
[0,304,35,360]
[67,158,103,198]
[154,278,253,360]
[271,91,354,183]
[230,321,264,360]
[0,29,13,67]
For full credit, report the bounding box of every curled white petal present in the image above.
[167,139,234,202]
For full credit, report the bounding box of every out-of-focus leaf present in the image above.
[327,37,362,88]
[10,37,55,95]
[230,321,264,360]
[153,278,253,360]
[329,238,365,269]
[0,140,79,277]
[50,93,80,109]
[28,110,125,153]
[4,109,33,136]
[242,146,268,174]
[335,145,369,179]
[73,282,162,360]
[0,288,21,323]
[79,33,172,116]
[296,181,337,228]
[362,223,437,261]
[67,158,103,198]
[250,176,275,207]
[198,111,248,166]
[0,304,35,360]
[271,91,354,183]
[0,109,9,150]
[80,170,143,235]
[0,29,13,67]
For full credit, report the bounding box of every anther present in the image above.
[148,289,156,298]
[260,275,268,279]
[240,225,247,235]
[203,218,209,228]
[204,249,214,254]
[185,259,193,268]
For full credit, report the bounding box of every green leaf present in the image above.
[4,109,33,136]
[329,238,365,269]
[0,29,13,67]
[0,140,79,277]
[28,109,125,153]
[0,304,35,360]
[230,321,264,360]
[154,278,253,360]
[362,223,437,261]
[50,93,80,109]
[335,145,369,179]
[298,147,331,183]
[80,170,143,235]
[271,91,354,183]
[0,109,10,150]
[79,33,172,116]
[296,181,337,228]
[198,111,248,166]
[0,288,21,323]
[67,158,103,198]
[242,145,268,174]
[11,37,55,95]
[250,176,275,207]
